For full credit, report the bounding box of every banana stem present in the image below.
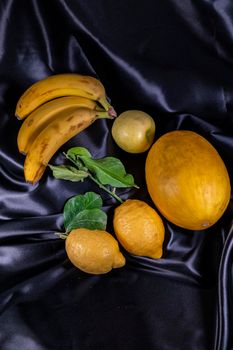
[98,97,117,118]
[96,110,114,120]
[95,105,106,112]
[98,96,111,110]
[108,107,117,118]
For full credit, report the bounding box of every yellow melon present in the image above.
[145,130,231,230]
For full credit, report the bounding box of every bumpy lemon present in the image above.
[65,228,125,274]
[111,110,155,153]
[113,199,165,259]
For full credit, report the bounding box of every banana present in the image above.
[17,96,97,155]
[15,73,116,119]
[24,107,113,184]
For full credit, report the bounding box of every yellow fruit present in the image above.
[24,107,112,184]
[17,96,97,154]
[65,228,125,274]
[113,199,165,259]
[15,73,115,119]
[145,130,231,230]
[111,110,155,153]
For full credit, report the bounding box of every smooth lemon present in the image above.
[111,110,155,153]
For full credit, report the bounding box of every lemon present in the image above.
[113,199,165,259]
[65,228,125,274]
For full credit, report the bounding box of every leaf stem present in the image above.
[54,232,68,239]
[87,172,123,203]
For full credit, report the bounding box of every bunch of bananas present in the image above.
[15,73,116,184]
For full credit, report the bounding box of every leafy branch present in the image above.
[49,147,138,203]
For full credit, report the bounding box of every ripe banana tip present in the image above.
[26,173,44,185]
[26,180,35,185]
[15,114,22,120]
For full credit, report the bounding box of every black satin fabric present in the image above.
[1,1,233,349]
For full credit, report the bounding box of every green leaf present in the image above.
[63,192,107,232]
[52,147,138,204]
[65,208,107,232]
[65,191,103,212]
[80,156,136,188]
[49,164,88,182]
[67,147,92,160]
